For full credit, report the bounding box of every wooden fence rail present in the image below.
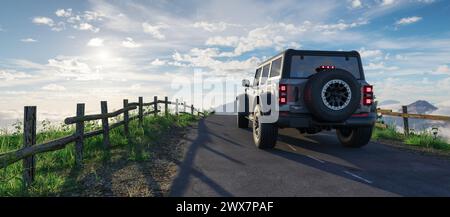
[0,96,205,187]
[377,107,450,136]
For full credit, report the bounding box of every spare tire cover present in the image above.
[303,69,361,122]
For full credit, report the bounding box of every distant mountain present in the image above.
[378,100,400,106]
[406,100,437,114]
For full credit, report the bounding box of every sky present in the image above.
[1,0,450,128]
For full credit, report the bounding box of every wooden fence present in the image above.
[377,106,450,136]
[0,96,205,187]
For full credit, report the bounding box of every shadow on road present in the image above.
[169,119,234,197]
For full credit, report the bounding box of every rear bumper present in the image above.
[276,112,376,128]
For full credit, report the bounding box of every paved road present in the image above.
[169,115,450,196]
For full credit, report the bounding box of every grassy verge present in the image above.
[0,113,199,196]
[372,125,450,151]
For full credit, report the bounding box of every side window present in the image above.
[253,68,262,86]
[270,57,282,77]
[260,64,270,85]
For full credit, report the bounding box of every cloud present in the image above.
[32,16,54,26]
[142,22,166,40]
[350,0,362,8]
[74,22,99,32]
[359,47,383,58]
[20,38,37,43]
[55,8,72,17]
[381,0,395,6]
[51,22,66,32]
[396,16,422,25]
[151,58,166,66]
[121,37,141,48]
[47,56,102,81]
[416,0,435,3]
[193,21,236,32]
[169,47,260,75]
[87,38,104,47]
[365,62,399,70]
[42,84,66,91]
[205,36,240,47]
[0,70,33,81]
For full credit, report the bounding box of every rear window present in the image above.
[270,57,282,77]
[290,55,361,79]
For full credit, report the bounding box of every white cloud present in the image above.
[42,84,66,91]
[417,0,435,3]
[0,70,32,81]
[121,37,141,48]
[47,56,102,81]
[365,62,399,70]
[396,16,422,25]
[55,8,72,17]
[206,36,240,47]
[142,22,166,40]
[87,38,104,47]
[32,17,54,26]
[350,0,362,8]
[20,38,37,43]
[151,58,166,66]
[381,0,395,6]
[74,22,99,32]
[359,47,383,58]
[51,22,66,32]
[193,21,236,32]
[130,84,141,90]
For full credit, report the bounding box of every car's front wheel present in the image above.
[336,126,373,148]
[253,105,278,149]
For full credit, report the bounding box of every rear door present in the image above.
[283,53,363,113]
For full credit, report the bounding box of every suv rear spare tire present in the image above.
[336,126,373,148]
[304,69,361,122]
[253,105,278,149]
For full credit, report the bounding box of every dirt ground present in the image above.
[60,124,194,197]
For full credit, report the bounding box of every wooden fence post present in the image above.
[175,99,179,115]
[75,103,85,167]
[123,99,130,140]
[101,101,110,150]
[184,101,186,112]
[23,106,36,187]
[138,96,143,126]
[191,104,194,115]
[154,96,158,116]
[165,96,169,117]
[402,105,409,136]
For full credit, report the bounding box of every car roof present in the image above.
[257,49,361,67]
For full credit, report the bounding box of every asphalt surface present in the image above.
[169,115,450,196]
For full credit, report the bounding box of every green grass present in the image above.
[0,113,199,196]
[372,124,450,151]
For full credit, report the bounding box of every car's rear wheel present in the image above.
[237,112,249,128]
[253,105,278,149]
[336,126,373,148]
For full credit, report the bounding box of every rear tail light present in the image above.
[279,83,288,105]
[319,65,336,69]
[363,85,373,106]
